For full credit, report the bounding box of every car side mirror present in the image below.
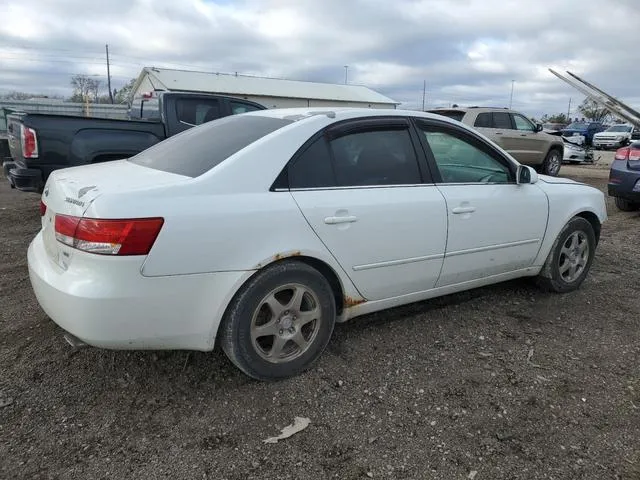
[535,123,543,132]
[516,164,538,184]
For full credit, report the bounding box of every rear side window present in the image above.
[474,113,492,128]
[230,101,263,114]
[128,115,292,177]
[289,137,335,189]
[330,128,422,186]
[176,98,222,126]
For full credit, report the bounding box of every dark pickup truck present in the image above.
[3,91,265,192]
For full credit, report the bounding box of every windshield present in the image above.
[128,114,293,177]
[566,122,587,129]
[606,125,632,132]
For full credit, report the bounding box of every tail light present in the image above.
[54,215,164,256]
[39,200,47,216]
[21,125,39,159]
[615,146,640,161]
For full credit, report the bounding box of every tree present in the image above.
[114,78,136,105]
[69,74,102,103]
[540,113,568,124]
[0,91,61,100]
[578,98,610,123]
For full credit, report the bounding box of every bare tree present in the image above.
[70,75,102,103]
[578,98,610,123]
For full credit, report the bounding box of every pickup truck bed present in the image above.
[5,114,165,192]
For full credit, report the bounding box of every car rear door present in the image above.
[414,118,548,286]
[287,117,448,301]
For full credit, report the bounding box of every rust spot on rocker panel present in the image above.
[344,296,366,308]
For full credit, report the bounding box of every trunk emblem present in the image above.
[44,188,49,197]
[78,186,97,198]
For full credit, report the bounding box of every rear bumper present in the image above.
[27,232,248,351]
[608,160,640,201]
[3,161,43,192]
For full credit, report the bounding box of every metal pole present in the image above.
[509,80,514,109]
[106,44,114,104]
[422,80,426,111]
[344,65,348,84]
[567,97,572,121]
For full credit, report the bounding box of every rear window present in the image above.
[128,115,293,177]
[429,110,465,122]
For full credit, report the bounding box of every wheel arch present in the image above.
[575,210,601,245]
[214,253,356,349]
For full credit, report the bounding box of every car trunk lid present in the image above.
[40,160,189,269]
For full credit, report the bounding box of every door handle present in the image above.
[520,134,527,137]
[452,206,476,214]
[324,215,358,225]
[495,132,503,135]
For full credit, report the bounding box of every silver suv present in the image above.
[427,107,564,176]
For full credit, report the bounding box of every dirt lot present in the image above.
[1,155,639,480]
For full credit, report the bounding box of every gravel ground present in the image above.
[1,155,639,480]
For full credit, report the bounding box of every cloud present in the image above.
[0,0,639,117]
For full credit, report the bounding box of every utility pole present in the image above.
[566,97,572,121]
[106,44,114,104]
[422,80,426,111]
[344,65,348,84]
[509,80,515,109]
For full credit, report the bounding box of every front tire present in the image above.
[614,197,639,212]
[536,217,596,293]
[219,260,336,381]
[541,148,562,176]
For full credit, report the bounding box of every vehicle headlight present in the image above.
[616,135,624,140]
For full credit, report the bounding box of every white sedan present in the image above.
[28,108,607,380]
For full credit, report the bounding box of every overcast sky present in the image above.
[1,0,639,118]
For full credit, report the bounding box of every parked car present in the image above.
[608,141,640,211]
[560,121,605,146]
[427,106,564,176]
[3,91,265,193]
[592,124,635,149]
[28,108,607,380]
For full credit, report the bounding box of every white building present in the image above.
[131,67,399,109]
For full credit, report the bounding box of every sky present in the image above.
[1,0,639,118]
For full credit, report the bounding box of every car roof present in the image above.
[244,106,466,125]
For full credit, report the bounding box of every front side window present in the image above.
[513,114,535,132]
[420,127,512,184]
[329,128,422,186]
[493,112,513,130]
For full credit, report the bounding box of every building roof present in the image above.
[133,67,399,105]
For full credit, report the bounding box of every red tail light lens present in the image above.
[39,200,47,216]
[54,215,164,255]
[615,146,640,161]
[615,147,630,161]
[21,125,38,159]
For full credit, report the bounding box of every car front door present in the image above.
[511,113,547,164]
[287,117,448,301]
[414,119,549,287]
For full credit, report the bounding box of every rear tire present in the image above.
[536,217,596,293]
[541,148,562,176]
[219,260,336,381]
[614,197,639,212]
